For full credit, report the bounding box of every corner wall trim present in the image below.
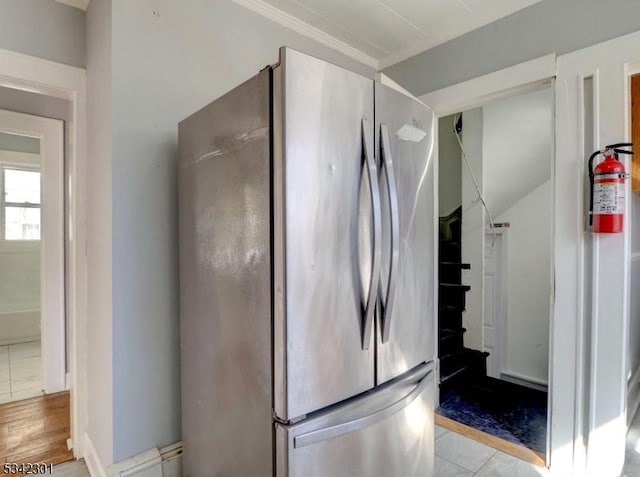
[54,0,89,10]
[229,0,379,69]
[83,434,107,477]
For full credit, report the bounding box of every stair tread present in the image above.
[439,262,471,269]
[440,348,490,383]
[440,304,466,311]
[440,283,471,290]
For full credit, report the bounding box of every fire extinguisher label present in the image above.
[594,182,624,214]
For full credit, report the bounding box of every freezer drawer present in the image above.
[275,363,434,477]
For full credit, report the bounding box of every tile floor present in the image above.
[435,425,550,476]
[0,341,43,404]
[48,420,640,477]
[53,460,90,477]
[623,408,640,476]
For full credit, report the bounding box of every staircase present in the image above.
[438,207,489,398]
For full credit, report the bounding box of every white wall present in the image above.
[461,108,484,350]
[84,0,375,465]
[497,180,551,384]
[482,87,552,216]
[438,114,461,216]
[0,0,85,68]
[628,192,640,411]
[0,150,41,344]
[459,88,552,384]
[0,243,39,312]
[85,0,114,466]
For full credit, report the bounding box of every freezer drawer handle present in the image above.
[360,118,382,351]
[379,124,400,343]
[293,366,432,448]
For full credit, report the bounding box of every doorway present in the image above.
[0,107,73,467]
[0,109,65,403]
[435,84,553,464]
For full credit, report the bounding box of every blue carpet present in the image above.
[438,377,547,455]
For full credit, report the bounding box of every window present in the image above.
[1,165,41,240]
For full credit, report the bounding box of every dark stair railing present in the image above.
[438,207,489,398]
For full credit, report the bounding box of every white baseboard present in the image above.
[159,442,182,477]
[107,448,162,477]
[83,435,183,477]
[500,371,548,392]
[628,365,640,426]
[84,434,107,477]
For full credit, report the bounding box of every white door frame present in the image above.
[554,31,640,477]
[0,109,65,393]
[0,48,87,457]
[420,54,560,469]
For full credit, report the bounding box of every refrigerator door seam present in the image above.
[361,117,382,351]
[378,123,401,343]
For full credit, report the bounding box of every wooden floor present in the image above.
[436,413,546,467]
[0,391,73,468]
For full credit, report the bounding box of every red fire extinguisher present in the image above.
[588,143,633,233]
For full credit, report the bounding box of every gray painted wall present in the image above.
[83,0,374,464]
[460,108,483,351]
[438,114,461,217]
[0,87,71,123]
[0,132,39,154]
[86,0,114,466]
[383,0,640,96]
[0,0,85,67]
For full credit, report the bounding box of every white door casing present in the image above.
[0,47,86,457]
[554,31,640,477]
[0,109,65,393]
[421,55,559,469]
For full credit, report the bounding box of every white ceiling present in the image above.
[235,0,543,68]
[57,0,543,69]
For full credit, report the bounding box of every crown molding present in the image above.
[230,0,379,70]
[54,0,89,11]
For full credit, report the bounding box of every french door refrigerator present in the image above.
[178,47,436,477]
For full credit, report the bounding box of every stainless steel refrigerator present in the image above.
[178,47,436,477]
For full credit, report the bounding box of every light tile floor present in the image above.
[0,341,43,404]
[435,425,550,477]
[48,422,640,477]
[53,460,90,477]
[623,408,640,476]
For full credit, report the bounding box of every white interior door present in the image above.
[483,231,505,379]
[0,109,65,395]
[554,31,640,476]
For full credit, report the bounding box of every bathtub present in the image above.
[0,308,40,346]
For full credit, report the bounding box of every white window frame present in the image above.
[0,163,42,241]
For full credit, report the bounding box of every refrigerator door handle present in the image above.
[293,365,432,448]
[379,124,400,343]
[361,118,382,351]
